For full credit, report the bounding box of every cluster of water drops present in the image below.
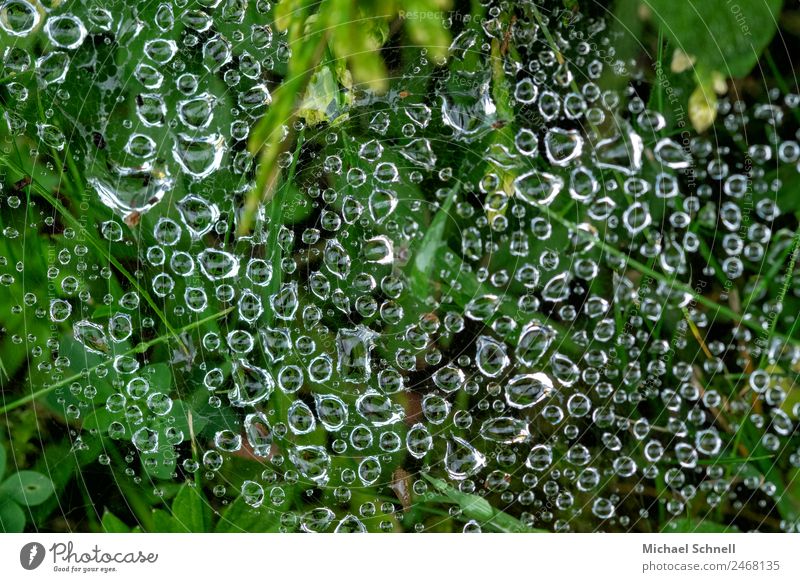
[2,0,800,532]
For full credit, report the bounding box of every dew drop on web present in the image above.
[3,0,800,534]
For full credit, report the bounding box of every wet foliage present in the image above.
[1,0,800,533]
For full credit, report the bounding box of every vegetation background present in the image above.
[1,0,800,533]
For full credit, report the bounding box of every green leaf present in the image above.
[171,485,210,533]
[282,183,314,225]
[140,448,177,481]
[81,409,115,434]
[644,0,783,77]
[0,471,55,506]
[215,496,280,533]
[0,499,25,533]
[409,185,458,298]
[0,442,6,481]
[662,518,739,533]
[421,474,544,533]
[771,164,800,214]
[143,363,173,392]
[151,508,180,533]
[169,400,208,441]
[101,510,131,533]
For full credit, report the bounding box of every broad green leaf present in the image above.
[0,442,6,481]
[171,485,210,533]
[151,509,180,533]
[101,510,131,533]
[215,496,280,533]
[282,183,314,225]
[144,363,173,393]
[0,499,25,533]
[644,0,783,77]
[421,474,543,533]
[0,471,55,506]
[771,164,800,213]
[169,400,208,441]
[140,447,177,481]
[186,393,238,438]
[81,409,115,434]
